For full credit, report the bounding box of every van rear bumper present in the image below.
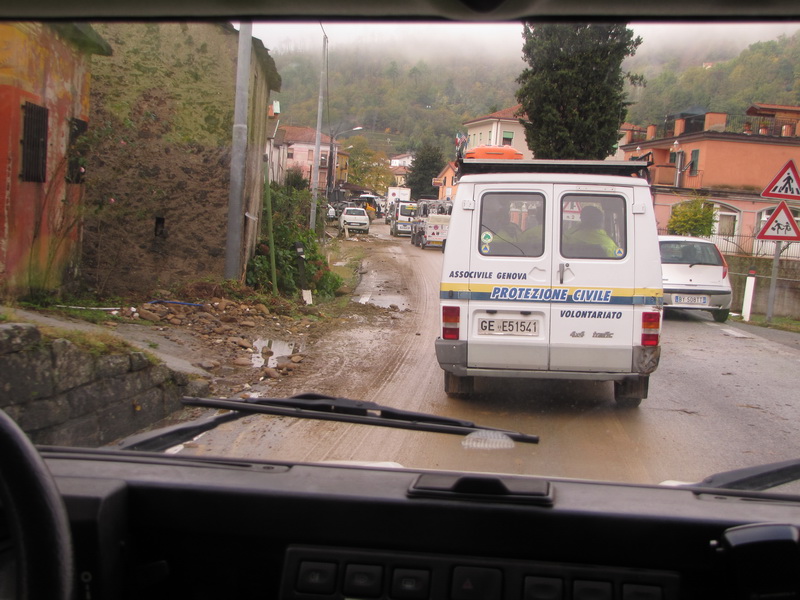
[435,339,660,380]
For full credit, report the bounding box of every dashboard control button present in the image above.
[392,568,430,599]
[296,561,337,594]
[451,566,502,600]
[344,564,383,597]
[524,575,564,599]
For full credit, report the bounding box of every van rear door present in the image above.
[549,187,636,372]
[465,186,552,370]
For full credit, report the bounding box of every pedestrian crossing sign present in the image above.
[756,200,800,241]
[762,160,800,200]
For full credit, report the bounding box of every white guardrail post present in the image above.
[742,267,757,322]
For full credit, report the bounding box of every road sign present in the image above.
[762,160,800,200]
[756,200,800,241]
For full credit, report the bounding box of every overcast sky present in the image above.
[247,21,800,60]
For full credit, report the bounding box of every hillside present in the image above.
[264,23,800,158]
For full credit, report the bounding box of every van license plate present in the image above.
[674,295,708,305]
[478,319,538,335]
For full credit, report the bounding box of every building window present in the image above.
[287,148,294,159]
[308,149,314,162]
[502,131,513,146]
[716,211,737,236]
[22,102,48,183]
[67,118,88,184]
[690,149,700,177]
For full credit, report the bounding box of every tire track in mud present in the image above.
[182,226,448,464]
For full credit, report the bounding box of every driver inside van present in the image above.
[565,205,620,258]
[480,200,522,253]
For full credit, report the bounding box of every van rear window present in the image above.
[561,195,626,259]
[479,192,545,257]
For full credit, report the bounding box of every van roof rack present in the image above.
[456,158,651,180]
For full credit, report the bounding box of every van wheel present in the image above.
[712,309,729,323]
[614,376,648,408]
[444,371,474,398]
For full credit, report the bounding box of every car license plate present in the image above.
[674,295,708,305]
[478,318,538,335]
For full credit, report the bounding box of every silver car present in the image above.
[659,235,732,322]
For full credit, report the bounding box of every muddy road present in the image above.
[178,222,800,489]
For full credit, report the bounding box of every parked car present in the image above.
[339,207,370,233]
[659,235,732,322]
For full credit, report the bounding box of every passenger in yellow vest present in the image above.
[567,205,619,258]
[519,204,544,256]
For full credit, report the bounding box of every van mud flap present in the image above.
[634,346,661,374]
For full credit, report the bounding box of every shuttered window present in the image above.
[22,102,48,183]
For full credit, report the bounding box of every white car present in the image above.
[659,235,732,322]
[338,207,370,233]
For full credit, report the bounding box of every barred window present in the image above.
[22,102,48,183]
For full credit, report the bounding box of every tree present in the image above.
[515,23,643,159]
[347,136,394,193]
[405,141,445,200]
[667,197,717,236]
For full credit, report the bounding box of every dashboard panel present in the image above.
[44,449,800,599]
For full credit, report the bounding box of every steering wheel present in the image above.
[0,409,73,600]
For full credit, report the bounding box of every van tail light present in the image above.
[442,306,460,340]
[641,311,661,347]
[720,254,729,279]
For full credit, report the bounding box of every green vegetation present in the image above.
[731,314,800,334]
[272,47,523,159]
[272,27,800,155]
[667,196,717,236]
[516,23,643,159]
[627,31,800,126]
[246,183,343,299]
[405,141,446,199]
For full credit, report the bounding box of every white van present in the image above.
[435,155,663,407]
[390,200,417,237]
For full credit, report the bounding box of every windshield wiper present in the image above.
[116,394,539,452]
[692,458,800,491]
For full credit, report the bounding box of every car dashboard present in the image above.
[40,447,800,600]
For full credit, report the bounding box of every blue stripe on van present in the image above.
[439,288,662,306]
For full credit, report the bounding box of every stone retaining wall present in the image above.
[0,322,208,447]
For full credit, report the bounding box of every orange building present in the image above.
[620,104,800,257]
[0,23,110,298]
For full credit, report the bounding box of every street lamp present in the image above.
[327,126,363,203]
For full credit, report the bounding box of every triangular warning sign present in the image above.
[756,200,800,241]
[762,160,800,200]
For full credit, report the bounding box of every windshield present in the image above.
[660,240,724,266]
[2,19,800,495]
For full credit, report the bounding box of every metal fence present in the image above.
[658,230,800,260]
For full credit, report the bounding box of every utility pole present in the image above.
[309,31,327,230]
[225,22,252,280]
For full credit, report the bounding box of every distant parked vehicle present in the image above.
[339,207,370,234]
[659,235,732,322]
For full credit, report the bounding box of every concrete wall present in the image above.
[0,322,208,447]
[728,255,800,319]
